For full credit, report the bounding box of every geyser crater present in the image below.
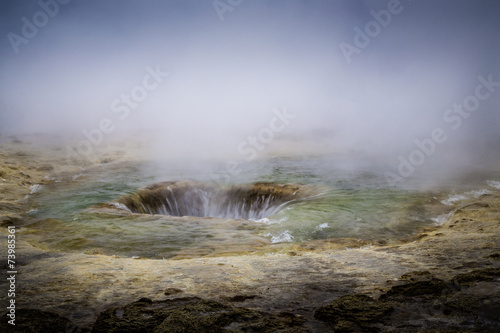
[109,181,320,220]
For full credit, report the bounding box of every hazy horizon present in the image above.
[1,0,499,182]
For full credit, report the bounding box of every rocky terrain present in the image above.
[1,137,499,332]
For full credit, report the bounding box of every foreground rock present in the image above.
[314,294,393,331]
[91,297,306,333]
[7,266,496,332]
[314,267,500,332]
[0,308,79,333]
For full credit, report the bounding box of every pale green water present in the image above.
[22,154,450,259]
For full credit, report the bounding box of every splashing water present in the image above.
[112,181,320,220]
[487,180,500,190]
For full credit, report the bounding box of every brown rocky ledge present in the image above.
[1,138,499,332]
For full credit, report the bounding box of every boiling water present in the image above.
[23,154,457,259]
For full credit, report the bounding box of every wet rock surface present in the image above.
[0,308,80,333]
[90,297,307,333]
[379,277,450,299]
[314,294,393,331]
[6,266,498,332]
[451,267,500,286]
[378,268,500,331]
[313,267,500,332]
[1,139,500,332]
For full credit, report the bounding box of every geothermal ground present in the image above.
[1,136,500,332]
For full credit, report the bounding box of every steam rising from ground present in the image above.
[1,0,499,182]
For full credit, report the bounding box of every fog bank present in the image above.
[1,0,499,180]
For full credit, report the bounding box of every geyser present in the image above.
[111,181,319,220]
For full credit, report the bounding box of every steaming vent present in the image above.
[111,181,318,220]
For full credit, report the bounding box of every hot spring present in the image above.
[22,154,454,259]
[110,181,322,220]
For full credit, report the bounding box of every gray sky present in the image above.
[1,0,499,162]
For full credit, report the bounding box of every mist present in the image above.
[1,0,499,181]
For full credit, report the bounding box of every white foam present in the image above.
[29,184,43,194]
[486,180,500,190]
[254,216,287,225]
[267,230,294,243]
[315,223,329,231]
[471,189,492,197]
[441,189,491,205]
[441,194,467,205]
[109,202,132,212]
[431,212,452,226]
[25,184,43,198]
[72,173,83,180]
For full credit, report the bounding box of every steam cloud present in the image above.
[1,0,499,179]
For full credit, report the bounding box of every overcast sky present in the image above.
[1,0,499,161]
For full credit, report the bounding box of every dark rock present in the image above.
[91,297,306,333]
[91,297,179,333]
[370,269,500,331]
[444,293,500,317]
[0,215,21,228]
[0,308,79,333]
[136,297,153,303]
[164,288,184,296]
[442,291,500,333]
[487,253,500,260]
[153,300,304,333]
[452,267,500,286]
[314,294,392,331]
[380,278,449,299]
[223,294,258,302]
[399,270,432,281]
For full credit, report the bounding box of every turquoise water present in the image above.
[23,154,447,259]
